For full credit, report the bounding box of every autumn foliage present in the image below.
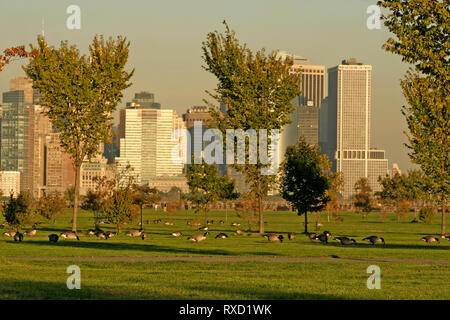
[0,46,38,72]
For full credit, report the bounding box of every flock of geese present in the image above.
[3,219,450,245]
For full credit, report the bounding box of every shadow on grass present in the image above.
[322,242,450,250]
[13,240,280,257]
[0,278,343,300]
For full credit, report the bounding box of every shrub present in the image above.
[419,207,435,224]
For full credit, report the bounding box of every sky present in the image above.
[0,0,416,171]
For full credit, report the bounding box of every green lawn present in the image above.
[1,209,449,299]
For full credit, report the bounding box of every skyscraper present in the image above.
[1,90,29,190]
[126,91,161,109]
[115,105,186,185]
[327,59,388,198]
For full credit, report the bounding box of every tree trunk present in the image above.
[441,197,446,236]
[304,211,308,234]
[72,163,81,232]
[204,206,208,225]
[140,205,143,230]
[258,194,264,234]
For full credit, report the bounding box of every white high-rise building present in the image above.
[115,105,186,185]
[327,59,388,198]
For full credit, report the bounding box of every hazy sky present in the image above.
[0,0,416,171]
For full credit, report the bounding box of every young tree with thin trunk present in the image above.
[202,21,301,234]
[24,35,134,232]
[378,0,449,235]
[354,178,373,220]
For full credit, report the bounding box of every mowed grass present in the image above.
[1,259,449,299]
[1,209,449,299]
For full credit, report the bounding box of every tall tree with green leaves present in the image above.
[24,35,134,232]
[280,138,330,234]
[202,21,301,234]
[378,0,449,234]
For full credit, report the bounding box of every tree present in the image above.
[202,21,301,234]
[3,192,35,231]
[218,179,239,222]
[132,185,160,229]
[378,0,449,234]
[354,178,373,220]
[37,192,66,223]
[280,138,330,234]
[185,159,236,225]
[103,188,137,233]
[320,154,344,223]
[0,46,38,72]
[81,189,104,223]
[24,35,134,232]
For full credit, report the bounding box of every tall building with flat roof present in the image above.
[126,91,161,109]
[115,105,186,185]
[327,59,388,198]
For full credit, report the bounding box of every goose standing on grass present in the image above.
[316,231,331,244]
[48,234,59,242]
[288,233,296,240]
[188,232,209,242]
[141,232,148,240]
[441,233,450,241]
[60,231,80,240]
[198,226,209,231]
[126,229,142,237]
[421,236,440,244]
[14,232,24,242]
[235,229,245,235]
[363,236,385,245]
[215,233,228,239]
[172,231,183,237]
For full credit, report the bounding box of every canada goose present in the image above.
[60,231,80,240]
[308,232,319,240]
[96,221,105,225]
[141,232,148,240]
[231,222,241,227]
[219,220,225,225]
[188,232,209,242]
[264,234,283,242]
[441,233,450,240]
[288,233,296,240]
[198,226,209,231]
[48,234,59,242]
[4,231,17,237]
[317,231,331,244]
[14,232,24,242]
[126,229,142,237]
[207,220,214,225]
[104,231,116,238]
[333,237,356,245]
[235,229,244,235]
[153,219,162,224]
[96,231,108,240]
[172,231,183,237]
[363,236,385,245]
[421,236,440,244]
[87,229,96,236]
[164,221,174,226]
[215,233,228,239]
[25,229,37,236]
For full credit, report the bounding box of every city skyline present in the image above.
[0,0,413,172]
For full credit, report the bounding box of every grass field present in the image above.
[1,208,449,299]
